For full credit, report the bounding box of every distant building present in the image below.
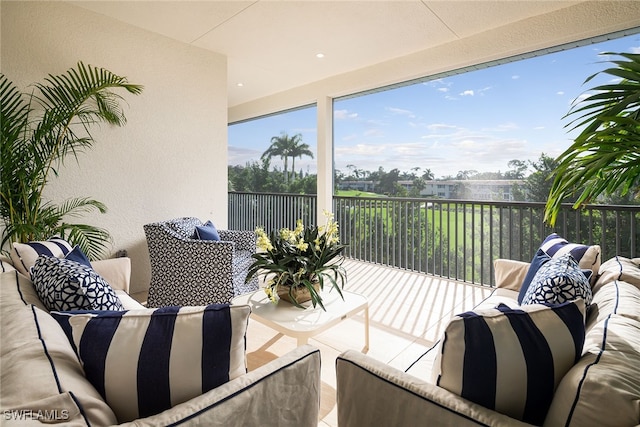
[338,179,524,201]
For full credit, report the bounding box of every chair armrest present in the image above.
[337,350,531,427]
[218,230,256,253]
[493,258,530,292]
[92,257,131,293]
[120,345,321,427]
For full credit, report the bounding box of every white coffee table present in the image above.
[232,288,369,351]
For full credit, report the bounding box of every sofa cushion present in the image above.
[10,237,73,277]
[31,256,124,312]
[432,299,585,425]
[544,314,640,427]
[194,220,221,241]
[518,233,600,303]
[0,273,118,426]
[522,253,593,308]
[64,245,92,267]
[51,304,251,422]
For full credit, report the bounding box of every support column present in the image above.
[316,96,333,222]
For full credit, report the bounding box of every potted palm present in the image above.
[0,62,142,259]
[545,52,640,225]
[245,211,347,310]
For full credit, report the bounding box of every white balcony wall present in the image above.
[1,1,228,294]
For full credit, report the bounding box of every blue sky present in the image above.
[228,33,640,179]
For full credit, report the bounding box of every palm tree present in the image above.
[0,62,143,259]
[261,132,313,182]
[545,52,640,225]
[289,138,314,181]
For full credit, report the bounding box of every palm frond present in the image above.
[545,52,640,225]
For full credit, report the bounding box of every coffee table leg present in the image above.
[363,304,370,353]
[297,336,309,346]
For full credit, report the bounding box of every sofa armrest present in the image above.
[119,344,320,427]
[336,350,532,427]
[92,257,131,293]
[493,258,530,292]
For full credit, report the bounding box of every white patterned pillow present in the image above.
[31,256,124,311]
[522,253,593,308]
[10,237,73,277]
[432,299,586,425]
[51,304,251,422]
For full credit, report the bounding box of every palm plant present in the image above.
[261,132,313,182]
[545,52,640,225]
[1,62,143,259]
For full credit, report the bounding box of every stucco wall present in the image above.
[1,1,228,295]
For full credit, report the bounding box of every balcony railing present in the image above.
[229,191,639,286]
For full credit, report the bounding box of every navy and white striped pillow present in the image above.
[432,299,585,425]
[10,237,73,277]
[52,304,250,422]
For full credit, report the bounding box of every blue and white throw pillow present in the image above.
[522,253,593,308]
[432,299,586,425]
[64,245,92,267]
[31,256,124,312]
[51,304,251,422]
[193,220,220,241]
[10,237,74,277]
[518,233,600,303]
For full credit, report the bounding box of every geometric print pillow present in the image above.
[31,256,124,312]
[522,253,593,308]
[51,304,251,422]
[432,299,586,425]
[10,237,74,277]
[518,233,600,303]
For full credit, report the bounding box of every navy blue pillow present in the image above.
[65,245,92,267]
[193,220,220,241]
[518,249,551,303]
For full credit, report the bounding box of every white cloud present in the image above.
[512,75,520,80]
[557,91,565,95]
[438,87,449,93]
[334,109,358,120]
[460,90,474,96]
[386,107,415,118]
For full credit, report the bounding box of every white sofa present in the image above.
[0,257,321,426]
[336,255,640,426]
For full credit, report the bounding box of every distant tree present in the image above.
[421,168,435,180]
[377,168,404,195]
[410,177,426,197]
[521,153,559,202]
[289,140,314,181]
[261,132,312,183]
[456,170,478,180]
[505,159,528,179]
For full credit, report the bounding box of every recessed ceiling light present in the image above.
[236,82,244,87]
[316,53,325,59]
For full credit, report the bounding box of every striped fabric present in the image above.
[433,299,586,425]
[10,238,73,277]
[52,304,251,422]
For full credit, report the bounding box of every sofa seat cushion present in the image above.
[52,304,251,422]
[544,314,640,427]
[432,299,586,425]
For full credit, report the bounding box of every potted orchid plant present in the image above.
[245,211,347,310]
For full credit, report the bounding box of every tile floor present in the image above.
[243,258,494,426]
